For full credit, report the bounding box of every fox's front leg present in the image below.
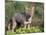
[24,21,29,29]
[28,24,31,29]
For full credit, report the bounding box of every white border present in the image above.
[0,0,5,35]
[15,0,44,3]
[0,0,46,35]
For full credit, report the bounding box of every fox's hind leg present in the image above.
[11,21,17,32]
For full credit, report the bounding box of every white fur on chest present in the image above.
[28,17,32,21]
[24,17,32,24]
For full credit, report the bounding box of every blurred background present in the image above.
[5,0,44,34]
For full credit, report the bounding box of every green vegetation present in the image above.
[7,26,44,35]
[15,26,42,33]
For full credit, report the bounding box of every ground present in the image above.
[7,26,44,35]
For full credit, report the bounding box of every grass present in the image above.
[6,26,44,35]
